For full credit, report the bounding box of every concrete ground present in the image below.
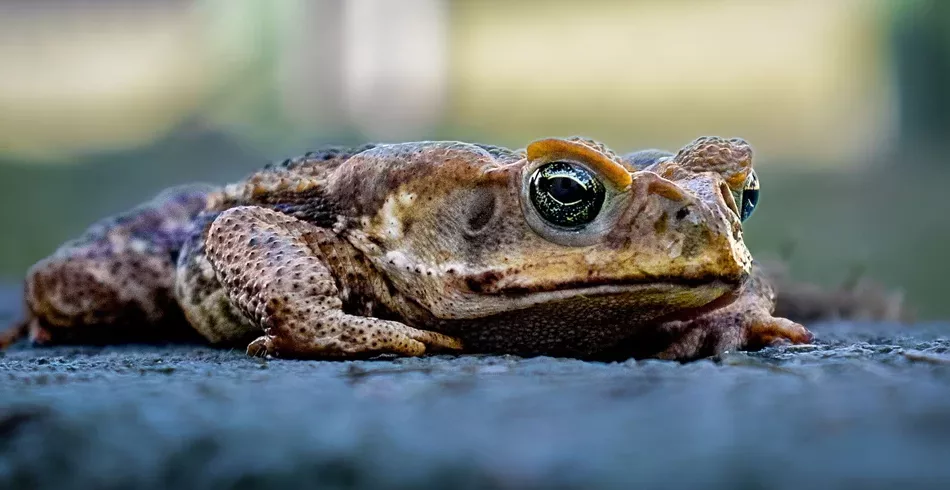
[1,286,950,489]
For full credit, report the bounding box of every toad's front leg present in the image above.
[652,263,814,361]
[205,206,463,359]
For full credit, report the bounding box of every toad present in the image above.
[2,136,812,360]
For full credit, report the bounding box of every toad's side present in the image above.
[3,137,811,360]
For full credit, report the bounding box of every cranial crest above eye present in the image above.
[526,138,632,190]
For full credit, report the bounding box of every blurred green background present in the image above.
[0,0,947,318]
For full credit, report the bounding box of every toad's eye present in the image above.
[739,169,760,222]
[529,161,605,228]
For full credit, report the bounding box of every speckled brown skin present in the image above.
[13,186,213,346]
[7,137,812,360]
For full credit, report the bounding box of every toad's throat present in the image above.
[463,271,747,296]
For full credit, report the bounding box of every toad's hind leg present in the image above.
[204,205,462,359]
[173,211,258,346]
[18,185,214,345]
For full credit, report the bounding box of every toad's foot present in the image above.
[206,205,463,360]
[246,317,463,359]
[652,308,812,362]
[642,263,813,361]
[742,315,812,351]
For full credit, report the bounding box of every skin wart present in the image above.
[2,136,812,361]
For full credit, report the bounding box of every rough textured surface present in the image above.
[205,205,463,358]
[1,283,949,489]
[20,185,212,346]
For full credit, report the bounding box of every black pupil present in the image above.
[545,176,587,204]
[530,162,605,228]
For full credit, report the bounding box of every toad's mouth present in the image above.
[445,273,747,321]
[463,272,747,296]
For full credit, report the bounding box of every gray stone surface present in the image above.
[1,283,950,489]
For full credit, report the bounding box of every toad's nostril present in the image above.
[719,182,740,217]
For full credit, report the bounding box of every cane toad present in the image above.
[3,136,812,360]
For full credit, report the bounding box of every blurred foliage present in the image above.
[890,0,950,155]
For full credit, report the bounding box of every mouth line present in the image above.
[465,273,746,296]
